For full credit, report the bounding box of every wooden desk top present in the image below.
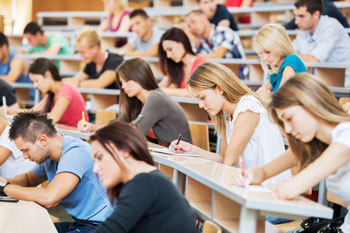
[150,149,333,220]
[0,200,57,233]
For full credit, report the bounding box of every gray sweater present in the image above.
[131,89,192,145]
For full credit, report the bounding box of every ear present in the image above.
[313,10,321,19]
[36,134,47,146]
[215,85,224,95]
[44,70,52,79]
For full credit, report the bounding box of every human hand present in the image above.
[77,119,93,133]
[169,140,194,154]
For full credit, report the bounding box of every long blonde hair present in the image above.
[254,24,296,73]
[269,73,350,171]
[188,62,259,134]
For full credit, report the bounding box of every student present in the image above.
[170,62,291,184]
[231,73,350,232]
[253,24,306,103]
[0,112,113,232]
[118,9,165,57]
[197,0,239,31]
[292,0,350,86]
[99,0,131,33]
[22,22,72,55]
[0,113,35,178]
[78,58,192,146]
[285,0,349,29]
[29,58,89,128]
[64,29,123,89]
[90,122,197,233]
[158,27,207,97]
[226,0,253,24]
[0,79,20,115]
[185,10,245,59]
[0,32,31,83]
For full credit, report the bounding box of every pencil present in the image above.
[82,111,86,126]
[2,96,7,117]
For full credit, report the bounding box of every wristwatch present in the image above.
[0,179,10,196]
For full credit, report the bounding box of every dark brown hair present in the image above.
[90,121,154,202]
[115,58,159,122]
[158,27,195,87]
[295,0,323,15]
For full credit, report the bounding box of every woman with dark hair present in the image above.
[158,27,207,97]
[78,58,191,146]
[90,122,197,233]
[29,58,89,127]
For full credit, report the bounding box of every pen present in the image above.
[175,134,182,151]
[239,157,245,177]
[2,96,7,117]
[82,111,86,126]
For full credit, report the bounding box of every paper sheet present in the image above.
[233,185,272,193]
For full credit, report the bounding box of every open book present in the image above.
[149,147,200,157]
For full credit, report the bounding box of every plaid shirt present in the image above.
[195,24,245,59]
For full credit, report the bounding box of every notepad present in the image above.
[149,147,199,157]
[233,185,272,193]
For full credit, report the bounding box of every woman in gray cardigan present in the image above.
[78,58,192,146]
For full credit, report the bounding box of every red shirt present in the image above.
[50,82,89,127]
[180,57,207,89]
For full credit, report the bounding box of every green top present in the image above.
[27,33,72,55]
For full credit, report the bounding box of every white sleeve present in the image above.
[332,122,350,148]
[0,126,21,159]
[232,96,265,122]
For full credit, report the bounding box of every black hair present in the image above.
[9,111,57,143]
[130,9,149,19]
[23,21,44,35]
[295,0,324,15]
[0,32,9,47]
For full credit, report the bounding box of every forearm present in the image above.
[4,185,59,208]
[0,75,17,83]
[194,146,224,163]
[7,174,31,187]
[298,54,320,63]
[80,79,107,88]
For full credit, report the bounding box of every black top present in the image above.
[0,79,17,106]
[83,52,123,89]
[93,170,197,233]
[285,0,349,29]
[210,4,239,31]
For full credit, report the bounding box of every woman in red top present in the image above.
[29,58,89,127]
[158,28,207,97]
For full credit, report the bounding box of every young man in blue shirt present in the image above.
[0,111,113,233]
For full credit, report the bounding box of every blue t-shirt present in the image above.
[33,135,113,222]
[0,53,31,83]
[269,54,306,92]
[0,53,34,99]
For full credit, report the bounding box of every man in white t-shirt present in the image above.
[0,121,35,178]
[118,9,165,57]
[292,0,350,86]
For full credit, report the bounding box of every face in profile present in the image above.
[29,72,53,94]
[119,76,142,98]
[185,13,205,37]
[162,40,186,63]
[14,136,50,164]
[258,50,283,68]
[91,140,123,189]
[275,105,319,142]
[76,41,99,63]
[130,15,150,39]
[23,33,40,47]
[190,86,225,116]
[198,0,217,19]
[294,6,318,31]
